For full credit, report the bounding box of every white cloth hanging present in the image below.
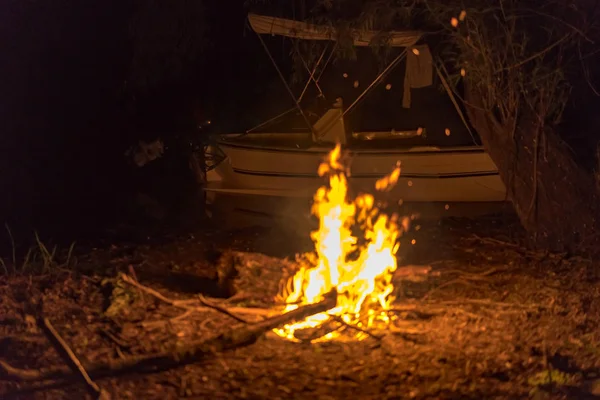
[402,44,433,108]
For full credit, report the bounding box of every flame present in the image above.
[273,144,408,342]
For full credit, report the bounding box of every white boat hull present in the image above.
[206,135,507,203]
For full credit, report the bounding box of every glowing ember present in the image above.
[273,144,411,342]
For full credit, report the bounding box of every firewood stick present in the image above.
[0,291,336,384]
[41,317,104,398]
[120,273,271,317]
[198,295,251,324]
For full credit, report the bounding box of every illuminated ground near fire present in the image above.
[1,212,600,399]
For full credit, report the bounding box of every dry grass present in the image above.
[0,225,76,276]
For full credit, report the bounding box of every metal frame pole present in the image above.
[314,48,408,140]
[245,107,296,134]
[435,62,478,144]
[254,30,316,137]
[245,42,337,133]
[315,42,337,82]
[342,49,408,118]
[295,44,327,100]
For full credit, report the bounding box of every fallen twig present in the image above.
[120,273,270,317]
[0,292,336,385]
[120,273,184,308]
[330,316,383,340]
[198,295,251,324]
[432,298,542,309]
[469,234,523,248]
[141,310,196,330]
[466,234,552,258]
[128,264,146,305]
[440,266,512,280]
[420,266,513,300]
[41,318,108,399]
[390,298,542,316]
[389,303,481,320]
[388,296,544,323]
[98,328,132,349]
[393,265,439,282]
[388,319,426,335]
[421,278,476,300]
[389,304,448,315]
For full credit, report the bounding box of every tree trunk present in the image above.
[464,86,600,255]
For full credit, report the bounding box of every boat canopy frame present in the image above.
[246,13,476,144]
[248,13,422,48]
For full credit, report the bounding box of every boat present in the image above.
[205,13,506,208]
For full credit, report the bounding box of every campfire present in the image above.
[273,144,411,342]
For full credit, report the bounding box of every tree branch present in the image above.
[0,292,336,385]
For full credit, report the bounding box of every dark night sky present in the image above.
[2,1,131,226]
[0,1,261,232]
[0,3,286,182]
[0,0,327,241]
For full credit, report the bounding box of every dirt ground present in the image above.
[1,214,600,400]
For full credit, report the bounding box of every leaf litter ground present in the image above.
[1,215,600,399]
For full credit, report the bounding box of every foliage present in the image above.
[0,225,76,275]
[424,0,598,133]
[128,0,208,93]
[102,275,139,318]
[527,369,575,396]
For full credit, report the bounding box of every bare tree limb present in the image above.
[198,294,252,324]
[41,317,108,399]
[120,273,271,317]
[0,292,336,384]
[501,33,573,71]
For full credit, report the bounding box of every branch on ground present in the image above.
[0,291,336,385]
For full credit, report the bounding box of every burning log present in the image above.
[271,144,425,342]
[0,292,336,386]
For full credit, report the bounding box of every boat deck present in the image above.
[206,132,506,203]
[216,132,481,152]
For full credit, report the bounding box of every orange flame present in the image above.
[274,144,407,342]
